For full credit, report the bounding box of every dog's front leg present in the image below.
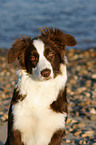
[5,129,22,145]
[49,129,65,145]
[10,130,22,145]
[5,101,23,145]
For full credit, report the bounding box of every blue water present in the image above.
[0,0,96,49]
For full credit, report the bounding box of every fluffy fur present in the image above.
[5,27,77,145]
[13,65,67,145]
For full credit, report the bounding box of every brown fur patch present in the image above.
[39,27,77,49]
[5,103,23,145]
[50,87,68,114]
[5,130,22,145]
[49,129,65,145]
[5,88,25,145]
[12,88,26,104]
[8,36,32,67]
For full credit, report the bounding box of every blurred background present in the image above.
[0,0,96,50]
[0,1,96,145]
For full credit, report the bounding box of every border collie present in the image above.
[5,27,77,145]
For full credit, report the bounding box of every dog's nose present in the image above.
[41,69,51,78]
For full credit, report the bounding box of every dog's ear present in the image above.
[8,36,31,66]
[63,33,77,47]
[40,27,77,49]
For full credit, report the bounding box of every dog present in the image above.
[5,27,77,145]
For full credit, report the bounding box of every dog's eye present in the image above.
[31,56,36,61]
[49,51,55,57]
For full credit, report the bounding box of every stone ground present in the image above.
[0,48,96,145]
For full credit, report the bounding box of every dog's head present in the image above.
[8,27,77,81]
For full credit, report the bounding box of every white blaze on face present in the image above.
[32,39,54,80]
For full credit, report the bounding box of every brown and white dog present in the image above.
[5,27,77,145]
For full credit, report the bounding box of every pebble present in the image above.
[84,92,91,97]
[0,48,96,144]
[1,116,6,122]
[92,143,96,145]
[66,118,71,123]
[77,121,85,128]
[0,93,6,99]
[66,139,71,143]
[77,87,86,93]
[74,131,81,136]
[90,108,96,114]
[90,115,96,121]
[71,119,78,124]
[0,112,3,115]
[3,114,8,120]
[79,140,83,144]
[82,131,94,138]
[83,141,87,144]
[92,74,96,79]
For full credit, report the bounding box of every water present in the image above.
[0,0,96,50]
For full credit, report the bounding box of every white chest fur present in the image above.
[13,64,67,145]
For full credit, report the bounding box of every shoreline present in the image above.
[0,48,96,145]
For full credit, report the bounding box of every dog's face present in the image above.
[8,27,77,81]
[25,39,62,81]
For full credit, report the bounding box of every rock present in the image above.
[6,72,10,76]
[1,116,6,122]
[90,115,96,121]
[74,131,81,136]
[2,69,8,73]
[83,141,87,144]
[92,143,96,145]
[77,87,86,93]
[85,92,91,97]
[0,112,3,115]
[90,108,96,114]
[0,71,5,76]
[82,131,94,137]
[66,139,71,143]
[5,83,11,88]
[79,140,83,144]
[92,74,96,79]
[3,114,8,120]
[0,93,6,99]
[71,119,78,124]
[72,124,78,129]
[69,128,73,132]
[66,118,72,123]
[78,121,85,128]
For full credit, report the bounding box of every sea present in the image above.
[0,0,96,50]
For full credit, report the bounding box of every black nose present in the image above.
[41,69,51,78]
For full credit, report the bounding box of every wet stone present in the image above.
[90,108,96,114]
[92,74,96,79]
[82,131,94,138]
[90,115,96,121]
[74,131,82,136]
[92,143,96,145]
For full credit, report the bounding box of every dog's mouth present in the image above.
[44,76,52,80]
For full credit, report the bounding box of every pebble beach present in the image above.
[0,48,96,145]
